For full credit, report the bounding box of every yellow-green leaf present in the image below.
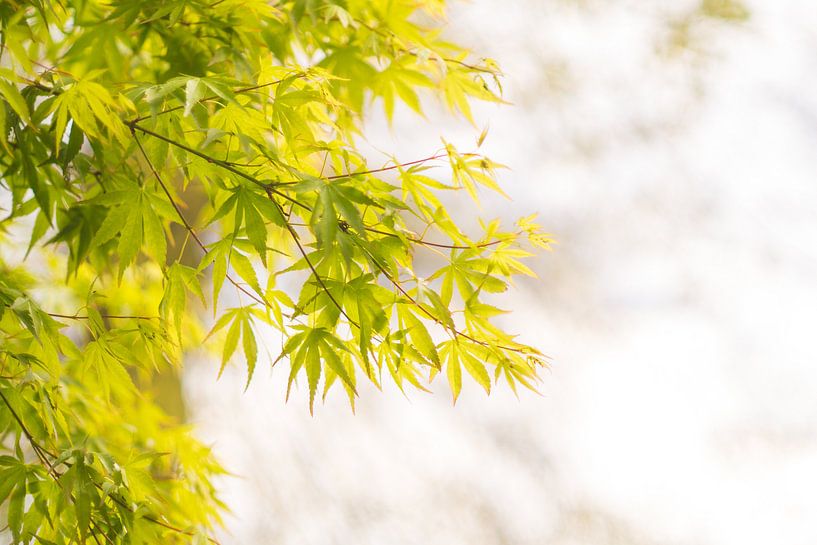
[0,80,31,126]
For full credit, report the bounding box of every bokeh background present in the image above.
[185,1,817,543]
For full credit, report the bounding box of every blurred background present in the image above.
[185,1,817,543]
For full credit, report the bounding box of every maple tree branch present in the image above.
[126,77,534,365]
[132,119,361,328]
[133,131,270,310]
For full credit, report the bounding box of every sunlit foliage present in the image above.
[0,1,550,542]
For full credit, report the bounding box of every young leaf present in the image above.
[184,78,205,117]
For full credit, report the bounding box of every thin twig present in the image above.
[273,152,478,187]
[128,74,303,124]
[356,20,498,74]
[350,235,530,355]
[363,225,509,250]
[47,312,157,321]
[129,122,309,212]
[264,188,359,329]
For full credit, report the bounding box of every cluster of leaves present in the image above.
[0,266,223,544]
[0,0,551,543]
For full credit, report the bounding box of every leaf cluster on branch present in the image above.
[0,0,551,542]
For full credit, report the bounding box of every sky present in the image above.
[186,1,817,543]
